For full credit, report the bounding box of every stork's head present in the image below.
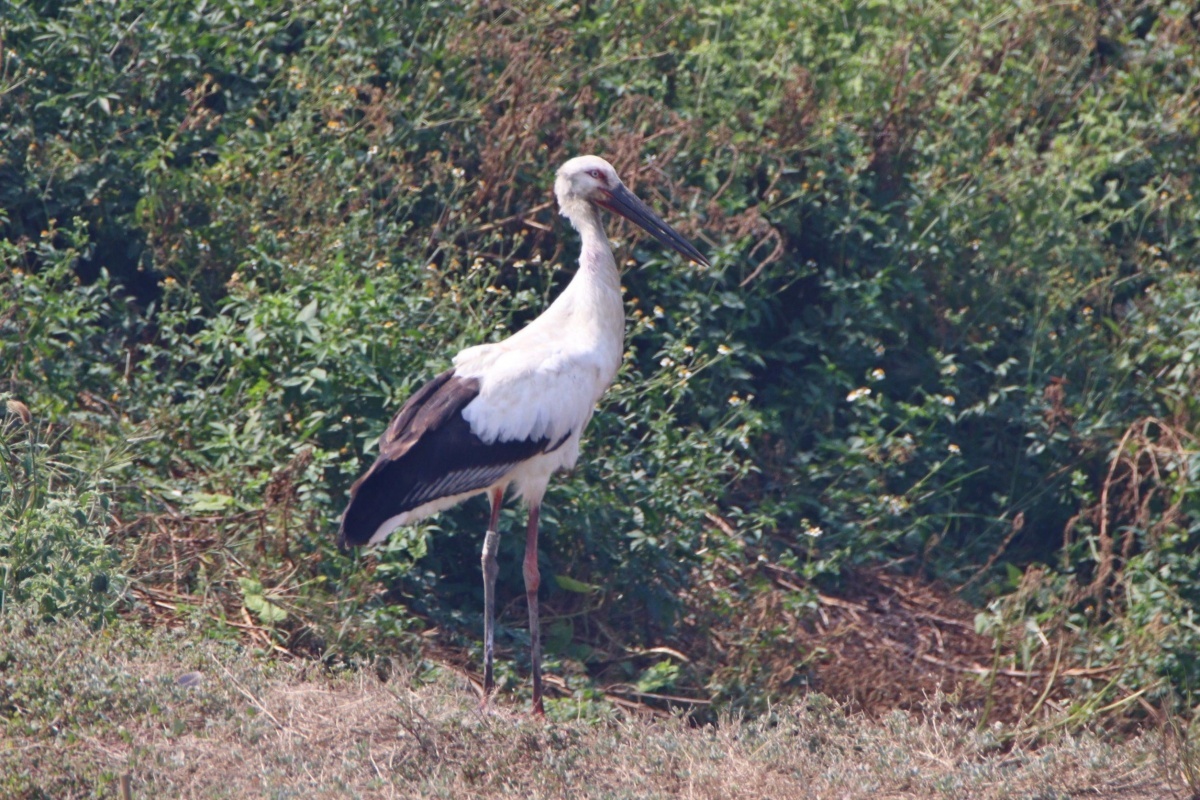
[555,155,710,267]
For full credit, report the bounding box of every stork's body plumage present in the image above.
[338,155,708,714]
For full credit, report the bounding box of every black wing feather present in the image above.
[337,369,562,548]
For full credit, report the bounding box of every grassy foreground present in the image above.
[0,610,1183,799]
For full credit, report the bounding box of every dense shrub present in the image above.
[0,407,126,623]
[3,0,1200,713]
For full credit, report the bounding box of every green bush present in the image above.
[0,410,126,623]
[3,0,1200,714]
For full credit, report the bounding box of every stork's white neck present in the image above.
[528,198,624,385]
[562,200,620,290]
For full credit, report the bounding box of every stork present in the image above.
[338,155,709,715]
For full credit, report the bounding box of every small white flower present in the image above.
[803,522,824,538]
[717,344,733,355]
[869,368,885,382]
[939,394,956,407]
[847,387,871,402]
[948,443,961,455]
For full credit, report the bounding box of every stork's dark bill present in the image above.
[594,183,710,268]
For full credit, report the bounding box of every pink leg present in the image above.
[481,488,503,705]
[523,503,544,716]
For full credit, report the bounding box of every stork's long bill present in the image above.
[594,183,711,268]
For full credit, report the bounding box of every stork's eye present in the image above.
[587,169,605,181]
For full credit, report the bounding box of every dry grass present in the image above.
[1,610,1184,799]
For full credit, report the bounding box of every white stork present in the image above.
[338,155,709,714]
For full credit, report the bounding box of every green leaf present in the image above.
[555,574,599,594]
[634,661,680,694]
[239,577,287,624]
[244,593,287,624]
[189,493,234,512]
[297,298,319,323]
